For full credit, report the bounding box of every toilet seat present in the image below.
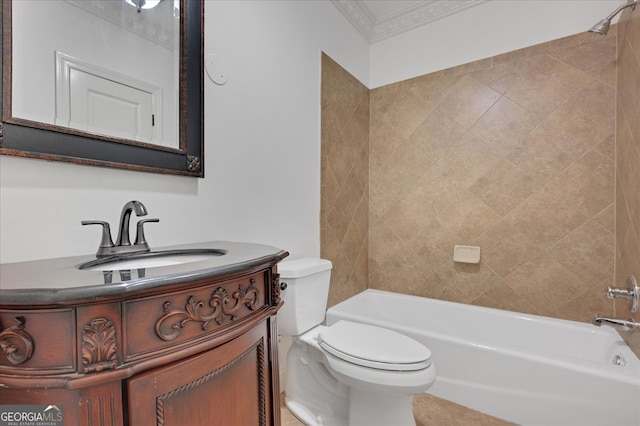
[318,320,431,371]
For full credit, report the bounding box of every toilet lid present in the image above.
[318,321,431,371]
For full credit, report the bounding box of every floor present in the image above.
[280,392,514,426]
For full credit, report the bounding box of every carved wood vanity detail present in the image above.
[0,316,34,365]
[0,242,287,426]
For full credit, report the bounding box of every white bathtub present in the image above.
[325,289,640,426]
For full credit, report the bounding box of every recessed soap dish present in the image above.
[453,245,481,264]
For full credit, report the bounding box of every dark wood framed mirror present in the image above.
[0,0,204,177]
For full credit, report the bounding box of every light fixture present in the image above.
[125,0,162,13]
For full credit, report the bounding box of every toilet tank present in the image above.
[277,258,332,336]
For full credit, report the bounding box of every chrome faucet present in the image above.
[593,314,640,332]
[82,200,159,257]
[116,200,147,246]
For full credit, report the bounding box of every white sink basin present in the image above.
[79,249,226,271]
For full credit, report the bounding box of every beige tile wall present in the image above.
[368,30,617,322]
[321,53,370,308]
[616,9,640,355]
[321,22,639,355]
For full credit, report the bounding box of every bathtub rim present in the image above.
[325,289,640,384]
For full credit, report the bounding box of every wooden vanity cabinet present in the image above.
[0,260,285,426]
[129,320,274,425]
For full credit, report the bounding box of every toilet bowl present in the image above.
[278,258,436,426]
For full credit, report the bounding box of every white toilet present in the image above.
[278,258,436,426]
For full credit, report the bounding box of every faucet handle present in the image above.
[82,220,115,255]
[135,218,159,248]
[605,275,639,313]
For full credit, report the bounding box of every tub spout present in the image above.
[593,314,640,332]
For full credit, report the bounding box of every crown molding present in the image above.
[331,0,489,43]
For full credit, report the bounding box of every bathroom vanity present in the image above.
[0,241,288,426]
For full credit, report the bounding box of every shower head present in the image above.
[589,0,637,35]
[589,18,611,35]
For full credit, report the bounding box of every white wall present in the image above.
[0,0,368,263]
[0,0,623,264]
[370,0,624,88]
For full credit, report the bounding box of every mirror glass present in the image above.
[13,0,179,148]
[1,0,204,177]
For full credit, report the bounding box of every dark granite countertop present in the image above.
[0,241,288,306]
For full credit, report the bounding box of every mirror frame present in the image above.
[0,0,204,177]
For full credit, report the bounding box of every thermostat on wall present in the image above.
[453,245,481,264]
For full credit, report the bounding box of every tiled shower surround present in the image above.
[321,55,370,307]
[321,17,639,357]
[617,9,640,353]
[367,30,617,319]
